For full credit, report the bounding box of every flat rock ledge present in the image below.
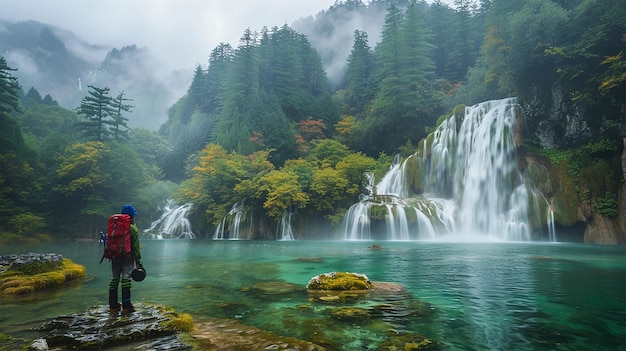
[27,303,192,350]
[10,303,327,351]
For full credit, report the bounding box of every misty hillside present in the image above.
[0,19,190,129]
[0,3,406,130]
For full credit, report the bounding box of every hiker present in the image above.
[108,204,142,313]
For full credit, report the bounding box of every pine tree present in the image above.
[110,91,133,140]
[214,28,260,154]
[345,30,375,114]
[0,56,20,116]
[75,86,115,141]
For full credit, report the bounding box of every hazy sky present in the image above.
[2,0,453,71]
[1,0,343,70]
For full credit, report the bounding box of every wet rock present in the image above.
[33,303,193,350]
[28,338,48,350]
[248,280,302,295]
[0,253,63,274]
[191,316,327,350]
[330,307,370,322]
[306,272,372,291]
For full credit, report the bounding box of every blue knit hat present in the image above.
[121,204,137,217]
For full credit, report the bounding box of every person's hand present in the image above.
[136,262,143,270]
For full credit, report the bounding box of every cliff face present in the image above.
[523,138,625,245]
[520,80,625,244]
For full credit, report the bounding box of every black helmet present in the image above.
[131,267,146,282]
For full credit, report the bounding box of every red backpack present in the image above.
[100,214,133,262]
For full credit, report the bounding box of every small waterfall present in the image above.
[213,200,249,240]
[145,199,195,239]
[377,154,407,197]
[277,208,295,240]
[342,201,372,240]
[342,97,551,241]
[547,207,557,242]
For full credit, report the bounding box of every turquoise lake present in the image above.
[1,240,625,350]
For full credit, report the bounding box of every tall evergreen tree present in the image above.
[206,43,234,114]
[214,28,261,154]
[0,56,20,117]
[75,86,115,141]
[0,56,26,229]
[187,65,208,113]
[345,30,375,115]
[109,91,133,140]
[359,2,440,155]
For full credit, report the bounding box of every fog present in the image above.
[1,0,455,129]
[2,0,340,70]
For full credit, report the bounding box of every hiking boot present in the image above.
[109,303,121,314]
[122,304,135,314]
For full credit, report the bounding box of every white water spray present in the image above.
[277,209,295,240]
[213,200,249,240]
[145,199,195,239]
[343,98,551,241]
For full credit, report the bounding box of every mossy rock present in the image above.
[330,307,371,322]
[1,257,85,295]
[307,272,372,291]
[379,331,443,350]
[248,280,302,295]
[33,304,193,350]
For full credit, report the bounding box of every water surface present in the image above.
[1,240,625,350]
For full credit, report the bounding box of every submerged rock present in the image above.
[191,316,327,350]
[248,280,302,295]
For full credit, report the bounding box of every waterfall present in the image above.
[277,208,295,240]
[547,207,557,242]
[213,200,249,240]
[342,201,372,240]
[450,98,530,240]
[342,97,551,241]
[144,199,195,239]
[376,154,407,197]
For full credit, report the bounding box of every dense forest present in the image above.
[1,0,624,242]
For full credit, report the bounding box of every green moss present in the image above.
[596,193,619,218]
[435,114,450,128]
[370,204,389,220]
[156,305,194,333]
[307,272,372,291]
[166,313,194,333]
[330,307,370,321]
[0,258,85,295]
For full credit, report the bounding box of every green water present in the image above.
[1,240,625,350]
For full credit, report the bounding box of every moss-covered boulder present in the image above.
[0,253,85,295]
[307,271,372,291]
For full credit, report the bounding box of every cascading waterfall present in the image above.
[376,154,407,197]
[144,199,195,239]
[449,98,529,240]
[277,208,295,240]
[343,97,551,241]
[213,200,249,240]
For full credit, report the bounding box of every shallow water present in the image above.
[1,240,625,350]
